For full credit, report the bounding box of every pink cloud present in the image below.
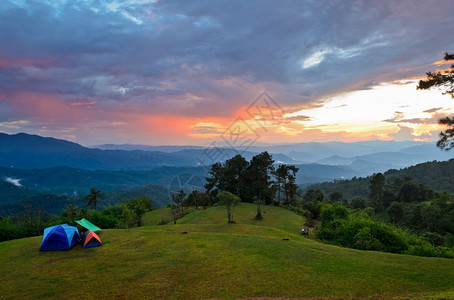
[69,101,97,107]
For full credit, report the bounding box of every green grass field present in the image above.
[1,203,453,299]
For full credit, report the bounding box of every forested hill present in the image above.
[307,159,454,199]
[0,182,171,216]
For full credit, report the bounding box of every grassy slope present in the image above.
[1,203,453,299]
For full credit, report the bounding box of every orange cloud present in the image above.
[139,115,235,144]
[433,59,452,66]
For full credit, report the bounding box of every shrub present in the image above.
[353,227,383,251]
[406,244,454,259]
[350,197,366,209]
[0,217,19,242]
[314,203,452,258]
[422,232,446,246]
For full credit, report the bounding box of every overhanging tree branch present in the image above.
[417,52,454,150]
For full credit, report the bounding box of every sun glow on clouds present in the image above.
[285,80,454,141]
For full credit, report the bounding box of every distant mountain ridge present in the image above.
[92,138,452,173]
[0,133,296,170]
[92,144,206,152]
[1,132,452,179]
[314,143,453,173]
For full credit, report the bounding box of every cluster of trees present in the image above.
[300,172,454,252]
[167,189,211,224]
[307,159,454,202]
[0,190,154,242]
[203,151,298,221]
[205,152,298,204]
[366,173,454,239]
[367,173,438,212]
[315,202,454,258]
[164,152,299,224]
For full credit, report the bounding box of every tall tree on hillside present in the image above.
[224,154,249,197]
[204,155,248,201]
[171,189,186,213]
[84,188,104,210]
[62,199,79,222]
[243,152,275,220]
[272,164,287,205]
[186,190,199,209]
[369,173,386,211]
[169,205,182,224]
[272,164,299,206]
[198,192,211,209]
[124,196,152,227]
[417,52,454,150]
[303,188,326,203]
[217,191,241,223]
[204,162,224,201]
[283,165,299,205]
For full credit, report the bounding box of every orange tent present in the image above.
[81,230,102,248]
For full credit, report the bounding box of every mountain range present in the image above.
[1,132,453,181]
[0,133,297,170]
[0,132,453,216]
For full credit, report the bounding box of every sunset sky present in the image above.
[1,0,454,146]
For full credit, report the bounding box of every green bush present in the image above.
[406,244,454,258]
[446,233,454,247]
[0,217,19,241]
[353,227,383,251]
[315,203,452,258]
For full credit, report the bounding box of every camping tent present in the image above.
[81,230,102,248]
[40,224,80,251]
[75,218,101,232]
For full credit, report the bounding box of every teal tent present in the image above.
[75,218,101,232]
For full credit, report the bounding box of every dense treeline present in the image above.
[300,171,454,256]
[308,159,454,199]
[314,203,454,258]
[0,195,154,242]
[385,159,454,192]
[0,183,170,216]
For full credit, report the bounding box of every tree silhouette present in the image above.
[369,173,385,211]
[417,52,454,150]
[84,188,104,210]
[171,189,186,213]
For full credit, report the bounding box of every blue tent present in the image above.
[40,224,80,251]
